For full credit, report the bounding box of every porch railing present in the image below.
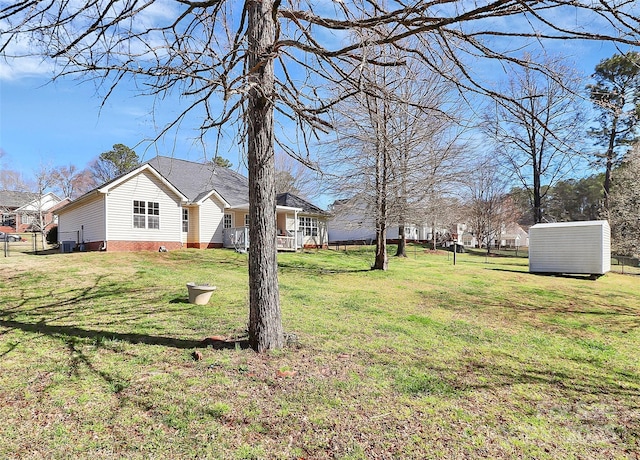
[277,235,296,251]
[223,227,249,251]
[223,227,298,251]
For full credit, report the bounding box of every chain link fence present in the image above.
[2,232,56,257]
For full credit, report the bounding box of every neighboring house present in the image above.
[15,192,64,233]
[500,222,529,248]
[0,190,38,229]
[460,222,529,248]
[328,198,424,244]
[276,192,329,249]
[55,156,328,252]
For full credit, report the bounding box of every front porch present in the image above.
[222,227,300,252]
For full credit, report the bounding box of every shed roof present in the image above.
[530,220,609,230]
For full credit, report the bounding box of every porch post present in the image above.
[294,209,298,251]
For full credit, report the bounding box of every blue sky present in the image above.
[0,4,634,190]
[0,74,242,179]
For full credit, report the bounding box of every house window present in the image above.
[147,202,160,229]
[223,213,232,229]
[298,216,318,237]
[182,208,189,232]
[133,200,160,229]
[244,214,250,228]
[20,214,36,226]
[133,200,146,228]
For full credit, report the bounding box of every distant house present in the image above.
[15,192,65,233]
[276,192,329,249]
[0,190,37,229]
[327,197,445,245]
[55,156,328,252]
[0,190,65,233]
[461,222,529,249]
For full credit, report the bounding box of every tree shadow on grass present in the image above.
[0,274,250,351]
[0,319,250,350]
[487,267,599,280]
[277,261,370,274]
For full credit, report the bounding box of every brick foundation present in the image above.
[102,241,184,252]
[302,244,328,249]
[187,242,223,249]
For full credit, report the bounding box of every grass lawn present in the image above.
[0,247,638,459]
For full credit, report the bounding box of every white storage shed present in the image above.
[528,220,611,276]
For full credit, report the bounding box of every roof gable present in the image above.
[146,156,249,207]
[15,192,63,212]
[98,163,187,202]
[276,192,326,215]
[58,155,250,214]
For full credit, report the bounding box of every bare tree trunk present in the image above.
[396,224,406,257]
[247,0,283,352]
[603,116,618,215]
[533,167,542,224]
[396,151,408,258]
[373,132,389,270]
[374,224,388,269]
[432,222,436,251]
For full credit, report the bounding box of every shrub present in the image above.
[46,226,58,245]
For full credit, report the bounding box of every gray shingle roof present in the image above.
[146,156,249,207]
[276,192,327,214]
[0,190,38,209]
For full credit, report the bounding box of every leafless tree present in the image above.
[274,152,320,200]
[325,46,467,265]
[482,54,586,224]
[323,43,397,269]
[2,1,639,350]
[463,156,520,254]
[52,164,96,200]
[21,164,56,248]
[0,169,30,192]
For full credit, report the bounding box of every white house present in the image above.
[328,198,431,244]
[55,156,328,252]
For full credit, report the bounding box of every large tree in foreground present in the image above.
[2,1,639,351]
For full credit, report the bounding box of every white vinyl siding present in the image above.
[57,194,106,243]
[285,214,296,232]
[529,220,611,275]
[199,195,225,245]
[106,170,182,242]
